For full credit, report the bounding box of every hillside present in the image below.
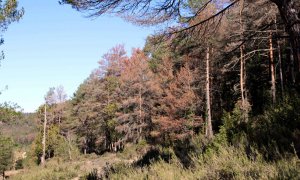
[0,113,38,147]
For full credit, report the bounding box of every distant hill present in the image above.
[0,113,38,147]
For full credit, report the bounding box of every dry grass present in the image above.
[10,142,300,180]
[10,151,135,180]
[109,145,300,180]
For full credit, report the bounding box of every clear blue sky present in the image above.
[0,1,154,112]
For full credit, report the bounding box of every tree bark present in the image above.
[239,0,249,121]
[205,47,213,139]
[41,104,47,166]
[269,32,276,104]
[240,46,245,107]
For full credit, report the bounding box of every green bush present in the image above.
[219,94,300,160]
[15,159,23,170]
[0,134,14,177]
[85,168,99,180]
[248,94,300,160]
[31,125,79,164]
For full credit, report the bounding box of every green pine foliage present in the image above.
[32,125,75,164]
[0,102,22,123]
[0,134,14,177]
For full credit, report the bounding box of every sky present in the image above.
[0,1,155,112]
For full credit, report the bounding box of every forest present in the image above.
[0,0,300,179]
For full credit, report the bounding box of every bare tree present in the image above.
[40,103,47,166]
[40,87,56,166]
[55,85,67,126]
[205,47,213,139]
[56,85,67,103]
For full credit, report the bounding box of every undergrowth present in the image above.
[108,144,299,180]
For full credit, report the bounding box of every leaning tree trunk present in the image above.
[272,0,300,72]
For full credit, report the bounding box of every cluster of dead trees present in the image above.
[35,0,299,158]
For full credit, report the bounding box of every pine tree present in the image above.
[0,134,13,179]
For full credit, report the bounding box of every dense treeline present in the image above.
[2,0,299,179]
[31,0,300,164]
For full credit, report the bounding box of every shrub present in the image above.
[15,159,23,170]
[31,125,79,164]
[0,134,14,178]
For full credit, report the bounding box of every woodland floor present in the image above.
[7,143,148,180]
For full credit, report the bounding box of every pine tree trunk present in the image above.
[278,41,284,93]
[205,47,213,139]
[239,0,248,121]
[240,46,245,107]
[41,104,47,166]
[269,33,276,104]
[275,17,284,94]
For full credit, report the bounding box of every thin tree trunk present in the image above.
[275,17,284,94]
[278,41,284,93]
[239,0,245,109]
[113,142,117,152]
[240,46,245,107]
[269,32,276,104]
[41,104,47,166]
[205,47,213,139]
[240,46,249,122]
[239,0,248,121]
